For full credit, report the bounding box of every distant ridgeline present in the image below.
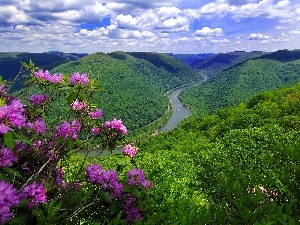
[0,52,87,91]
[171,50,268,76]
[179,49,300,117]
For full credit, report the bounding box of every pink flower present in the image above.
[103,118,127,135]
[70,72,89,85]
[0,146,18,167]
[54,119,81,140]
[20,181,47,209]
[29,94,46,105]
[123,144,137,158]
[0,181,20,224]
[91,127,101,135]
[88,109,102,119]
[71,99,88,111]
[34,70,62,83]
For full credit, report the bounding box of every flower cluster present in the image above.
[29,94,46,105]
[123,196,142,224]
[0,146,18,167]
[86,164,124,198]
[70,72,89,85]
[71,99,89,111]
[90,127,101,135]
[103,118,127,135]
[0,99,26,134]
[34,70,63,83]
[55,167,67,188]
[0,181,20,224]
[26,118,47,134]
[127,168,151,189]
[88,109,102,119]
[20,181,47,209]
[123,144,137,158]
[53,119,81,140]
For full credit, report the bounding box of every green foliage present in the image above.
[133,82,300,224]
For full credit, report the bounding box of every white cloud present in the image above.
[247,33,271,40]
[114,14,138,29]
[290,29,300,34]
[210,38,230,43]
[193,27,224,37]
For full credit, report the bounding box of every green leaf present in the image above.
[132,186,141,198]
[21,61,29,69]
[0,172,9,182]
[13,131,32,145]
[32,207,46,224]
[4,167,22,178]
[4,131,14,149]
[67,91,78,104]
[29,59,34,68]
[99,190,112,203]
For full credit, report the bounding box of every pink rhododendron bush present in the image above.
[0,61,150,224]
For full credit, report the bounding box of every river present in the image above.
[157,86,191,133]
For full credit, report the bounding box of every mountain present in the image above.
[180,49,300,116]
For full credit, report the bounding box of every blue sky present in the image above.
[0,0,299,53]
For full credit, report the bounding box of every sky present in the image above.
[0,0,300,54]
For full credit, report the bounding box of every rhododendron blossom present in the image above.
[20,181,47,209]
[34,70,63,83]
[54,119,81,140]
[70,72,89,85]
[29,94,46,105]
[123,144,137,158]
[103,118,127,135]
[0,181,20,224]
[71,99,88,111]
[88,109,102,119]
[0,146,18,167]
[127,168,151,189]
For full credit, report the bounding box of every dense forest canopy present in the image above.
[133,81,300,224]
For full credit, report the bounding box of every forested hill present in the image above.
[51,51,202,135]
[135,81,300,224]
[180,49,300,117]
[126,51,203,90]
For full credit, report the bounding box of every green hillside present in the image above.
[51,51,202,137]
[132,82,300,224]
[180,49,300,117]
[127,51,204,90]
